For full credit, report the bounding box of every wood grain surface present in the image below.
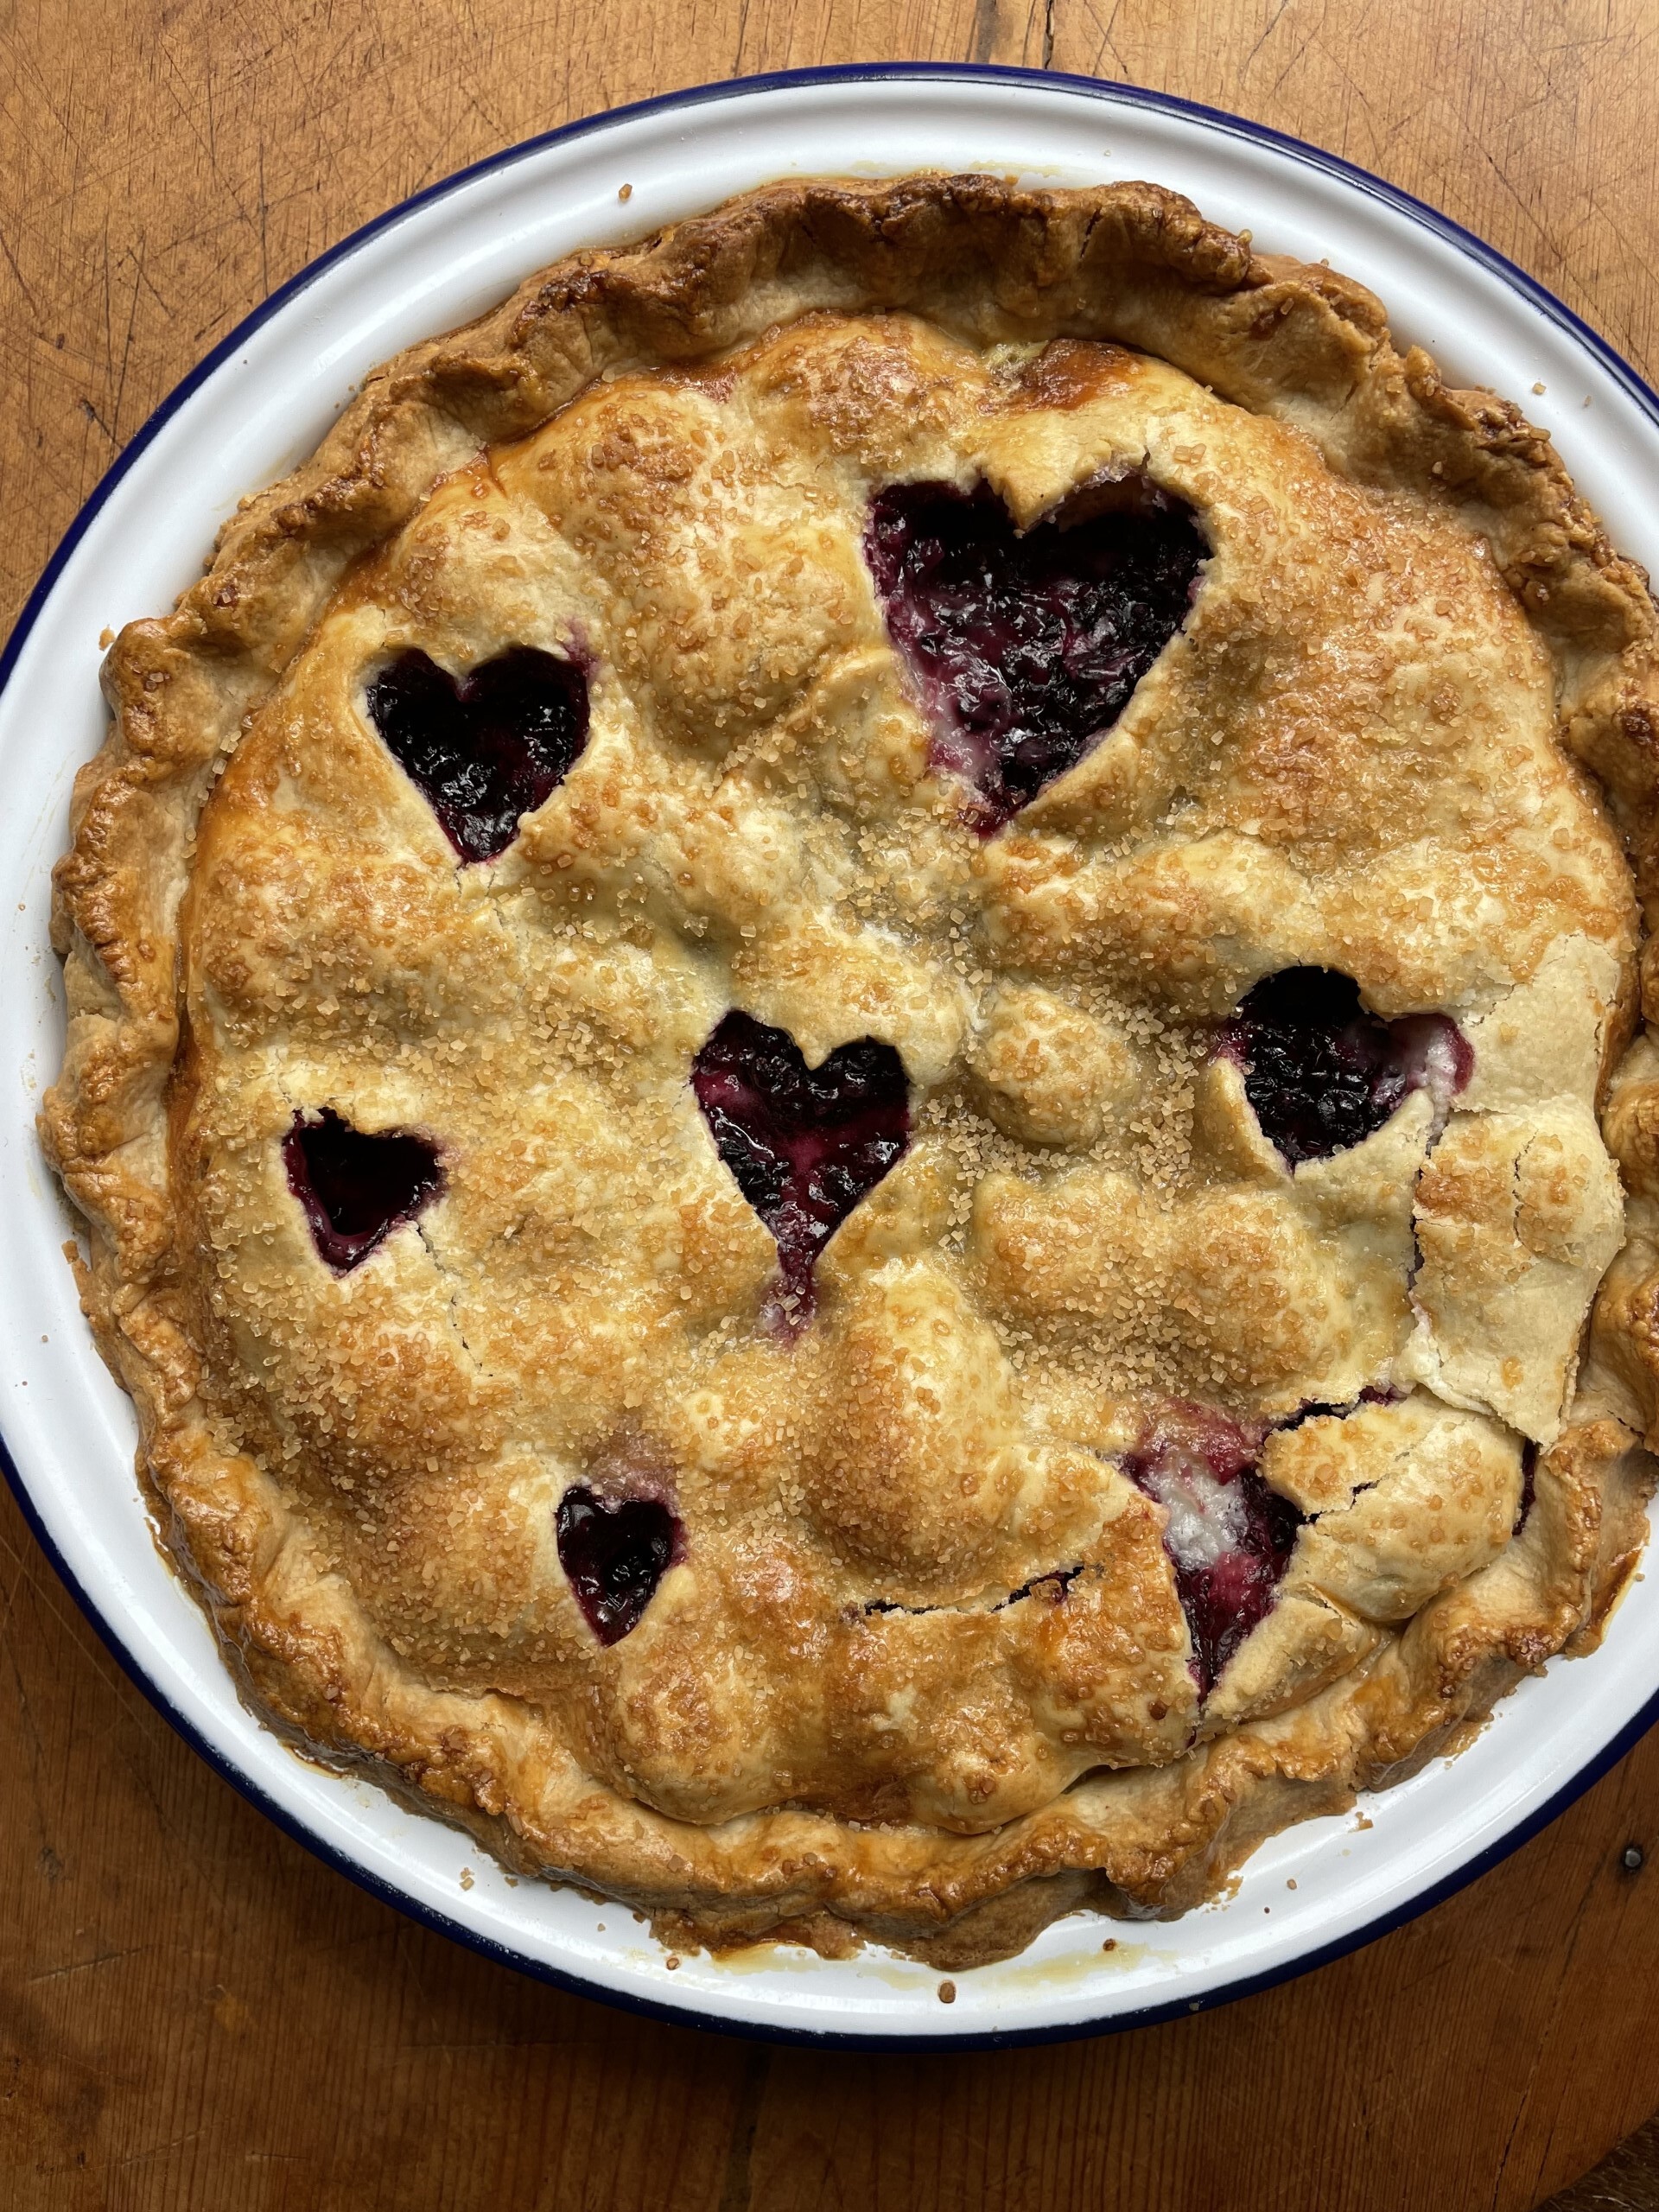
[6,3,1659,2205]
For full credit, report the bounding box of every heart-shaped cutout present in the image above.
[556,1486,683,1645]
[1217,968,1471,1166]
[1124,1408,1301,1697]
[365,645,589,864]
[692,1010,910,1326]
[283,1108,444,1274]
[864,477,1206,830]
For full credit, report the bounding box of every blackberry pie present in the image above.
[43,177,1659,1967]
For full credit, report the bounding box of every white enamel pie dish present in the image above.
[6,65,1659,2048]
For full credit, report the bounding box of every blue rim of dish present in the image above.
[5,61,1659,2054]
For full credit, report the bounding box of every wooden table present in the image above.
[6,3,1659,2204]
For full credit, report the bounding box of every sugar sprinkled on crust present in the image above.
[40,175,1659,1963]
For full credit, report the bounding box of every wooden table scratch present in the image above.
[5,3,1659,2204]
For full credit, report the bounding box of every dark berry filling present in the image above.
[1217,968,1472,1166]
[283,1107,443,1274]
[1271,1385,1405,1439]
[556,1486,683,1645]
[1124,1406,1302,1697]
[863,477,1206,830]
[365,645,588,864]
[691,1009,910,1325]
[1515,1441,1539,1535]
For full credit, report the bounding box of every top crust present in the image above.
[40,175,1659,1961]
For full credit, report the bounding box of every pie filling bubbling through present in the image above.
[862,475,1208,830]
[1123,1409,1303,1696]
[555,1486,685,1646]
[365,644,589,864]
[281,1108,444,1274]
[334,559,1468,1672]
[690,1009,911,1327]
[1217,967,1472,1166]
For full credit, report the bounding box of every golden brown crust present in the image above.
[40,174,1659,1962]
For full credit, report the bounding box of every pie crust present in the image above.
[41,175,1659,1968]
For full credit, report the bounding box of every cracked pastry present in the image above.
[41,175,1659,1968]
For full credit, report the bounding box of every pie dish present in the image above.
[41,168,1659,1969]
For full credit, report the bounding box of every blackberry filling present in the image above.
[691,1009,910,1325]
[283,1108,443,1274]
[863,476,1206,829]
[1218,968,1471,1166]
[556,1487,683,1645]
[365,645,588,863]
[1515,1442,1540,1535]
[1125,1407,1302,1697]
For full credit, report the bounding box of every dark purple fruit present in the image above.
[691,1009,910,1325]
[365,645,588,864]
[1124,1405,1301,1697]
[283,1107,443,1274]
[863,477,1205,830]
[1217,968,1471,1166]
[556,1486,683,1645]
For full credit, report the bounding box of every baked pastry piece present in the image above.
[43,175,1659,1968]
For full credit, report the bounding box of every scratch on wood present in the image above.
[1491,1863,1615,2211]
[717,2044,772,2212]
[257,140,270,300]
